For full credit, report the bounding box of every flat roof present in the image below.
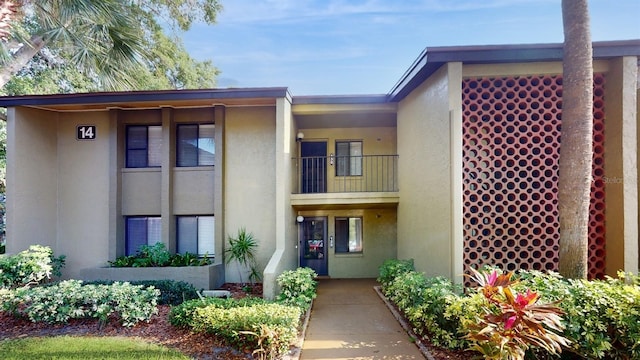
[388,39,640,101]
[0,40,637,110]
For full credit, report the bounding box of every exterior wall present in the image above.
[396,62,463,280]
[224,106,278,283]
[7,108,59,254]
[7,108,112,280]
[604,56,639,275]
[297,208,397,278]
[264,97,298,299]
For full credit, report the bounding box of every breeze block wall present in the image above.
[462,74,606,284]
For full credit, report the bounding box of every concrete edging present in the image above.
[373,286,437,360]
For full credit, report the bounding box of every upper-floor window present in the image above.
[177,124,215,167]
[336,141,362,176]
[125,216,161,256]
[177,215,215,257]
[126,125,162,168]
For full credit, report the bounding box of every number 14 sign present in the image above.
[77,125,96,140]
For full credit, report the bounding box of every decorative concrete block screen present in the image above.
[462,74,606,284]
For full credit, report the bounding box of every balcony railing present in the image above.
[293,155,398,194]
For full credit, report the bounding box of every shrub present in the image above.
[2,279,159,327]
[0,245,65,288]
[463,268,569,360]
[276,267,317,311]
[377,258,414,289]
[109,242,211,268]
[83,279,199,305]
[192,302,301,357]
[169,296,267,328]
[225,227,260,284]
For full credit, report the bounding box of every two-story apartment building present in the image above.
[1,40,638,298]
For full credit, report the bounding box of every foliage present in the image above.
[377,258,415,289]
[0,336,190,359]
[464,268,570,360]
[276,267,318,311]
[83,279,199,306]
[1,279,159,327]
[109,242,211,267]
[169,296,268,328]
[378,259,640,359]
[192,303,301,358]
[516,270,640,359]
[225,227,260,284]
[384,271,468,349]
[0,245,65,288]
[0,0,222,91]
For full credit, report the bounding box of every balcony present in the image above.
[291,155,399,208]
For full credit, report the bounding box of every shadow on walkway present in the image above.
[300,278,424,360]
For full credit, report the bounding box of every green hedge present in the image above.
[378,259,640,359]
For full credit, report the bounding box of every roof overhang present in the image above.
[388,39,640,102]
[0,87,291,112]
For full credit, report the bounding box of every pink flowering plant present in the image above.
[464,268,570,360]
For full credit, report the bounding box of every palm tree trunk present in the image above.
[0,35,46,88]
[558,0,593,279]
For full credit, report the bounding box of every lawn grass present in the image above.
[0,336,189,359]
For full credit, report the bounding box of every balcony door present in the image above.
[300,141,327,193]
[299,217,328,276]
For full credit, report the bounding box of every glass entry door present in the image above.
[299,217,328,276]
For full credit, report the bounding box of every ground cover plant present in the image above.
[379,259,640,360]
[0,336,190,360]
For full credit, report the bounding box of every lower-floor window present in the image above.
[177,215,215,257]
[335,217,362,253]
[126,216,161,256]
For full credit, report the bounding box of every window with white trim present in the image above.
[335,217,362,253]
[126,125,162,168]
[336,141,362,176]
[177,215,215,257]
[177,124,215,166]
[125,216,161,256]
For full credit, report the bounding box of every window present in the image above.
[126,125,162,168]
[177,124,215,166]
[125,216,161,255]
[335,217,362,253]
[177,216,215,257]
[336,141,362,176]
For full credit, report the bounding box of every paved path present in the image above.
[300,278,424,360]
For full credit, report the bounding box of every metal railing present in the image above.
[293,155,398,194]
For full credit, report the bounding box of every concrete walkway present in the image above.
[300,279,424,360]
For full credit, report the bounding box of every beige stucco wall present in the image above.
[7,108,59,253]
[7,108,112,279]
[604,56,639,275]
[173,168,215,215]
[396,63,463,281]
[297,208,397,278]
[224,106,278,283]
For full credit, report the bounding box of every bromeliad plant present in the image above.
[464,268,570,360]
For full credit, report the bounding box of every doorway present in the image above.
[299,217,328,276]
[300,141,327,193]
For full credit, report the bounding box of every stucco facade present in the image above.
[1,41,638,298]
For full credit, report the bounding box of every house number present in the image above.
[77,125,96,140]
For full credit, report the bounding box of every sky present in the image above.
[182,0,640,96]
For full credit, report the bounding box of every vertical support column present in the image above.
[604,57,638,275]
[448,62,464,284]
[108,109,124,259]
[214,105,226,265]
[161,108,175,252]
